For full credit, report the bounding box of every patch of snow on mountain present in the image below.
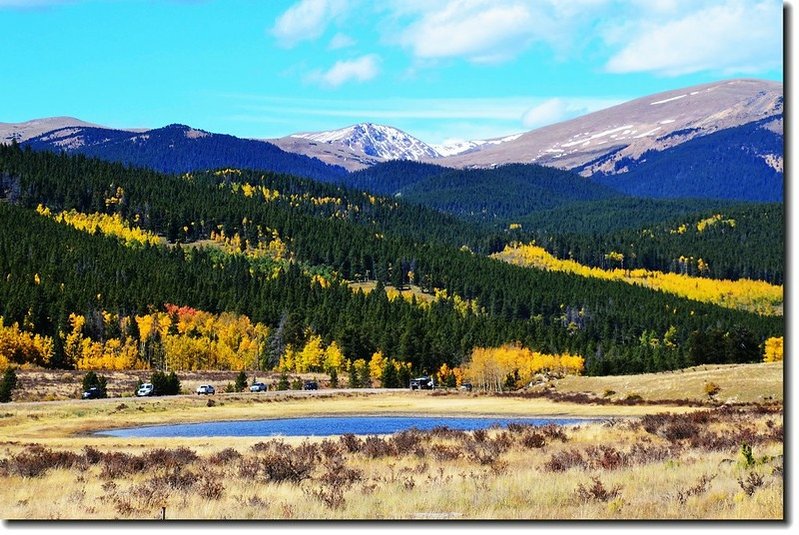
[432,133,523,157]
[292,123,441,160]
[432,140,481,157]
[560,125,633,148]
[633,127,662,138]
[650,94,687,105]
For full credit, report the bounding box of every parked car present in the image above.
[459,382,473,392]
[136,383,154,397]
[410,376,434,390]
[196,384,215,395]
[250,382,267,392]
[303,380,318,390]
[82,387,104,399]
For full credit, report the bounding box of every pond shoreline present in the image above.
[95,414,603,438]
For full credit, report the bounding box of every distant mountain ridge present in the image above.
[0,117,126,144]
[2,78,783,203]
[435,79,782,173]
[18,123,347,182]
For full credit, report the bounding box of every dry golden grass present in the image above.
[552,361,783,404]
[0,363,783,520]
[0,406,783,520]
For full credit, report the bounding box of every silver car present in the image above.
[196,384,215,395]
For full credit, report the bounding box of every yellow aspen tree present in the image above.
[763,337,783,362]
[369,351,386,384]
[324,341,346,372]
[298,335,325,373]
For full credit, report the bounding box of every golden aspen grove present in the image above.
[463,344,584,392]
[495,243,783,315]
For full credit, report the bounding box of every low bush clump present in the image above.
[575,477,622,502]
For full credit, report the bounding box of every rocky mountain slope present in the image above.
[0,117,118,144]
[435,79,782,175]
[270,123,441,171]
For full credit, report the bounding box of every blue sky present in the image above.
[0,0,783,145]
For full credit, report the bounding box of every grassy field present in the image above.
[349,281,435,303]
[551,362,783,404]
[0,362,783,520]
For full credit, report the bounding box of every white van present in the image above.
[136,383,154,397]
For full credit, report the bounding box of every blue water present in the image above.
[96,416,588,438]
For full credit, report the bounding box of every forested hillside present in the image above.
[527,204,783,284]
[515,198,736,235]
[345,162,622,220]
[22,124,348,183]
[593,119,783,201]
[0,145,783,376]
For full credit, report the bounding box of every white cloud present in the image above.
[521,99,574,129]
[328,33,356,50]
[605,0,782,76]
[521,98,621,129]
[271,0,349,48]
[310,54,380,87]
[397,0,536,63]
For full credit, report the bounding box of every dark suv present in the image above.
[303,380,318,390]
[410,376,434,390]
[82,387,105,399]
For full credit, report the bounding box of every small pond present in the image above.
[97,416,590,438]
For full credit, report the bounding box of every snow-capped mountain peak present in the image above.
[291,122,441,161]
[432,133,524,157]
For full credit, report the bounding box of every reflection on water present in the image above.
[97,416,590,438]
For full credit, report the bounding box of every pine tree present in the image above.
[381,360,399,388]
[0,368,18,403]
[234,371,248,392]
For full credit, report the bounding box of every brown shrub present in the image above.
[543,449,585,472]
[197,474,224,500]
[208,448,241,465]
[429,426,468,440]
[149,467,197,491]
[362,436,397,458]
[391,429,425,455]
[82,446,103,465]
[676,473,716,504]
[540,423,569,442]
[520,432,546,449]
[506,422,533,433]
[143,447,199,470]
[575,477,622,502]
[430,444,462,462]
[584,446,624,470]
[464,436,510,466]
[339,434,363,453]
[10,445,84,477]
[318,439,344,460]
[100,452,145,479]
[627,443,680,465]
[738,472,764,496]
[237,458,260,479]
[661,421,700,441]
